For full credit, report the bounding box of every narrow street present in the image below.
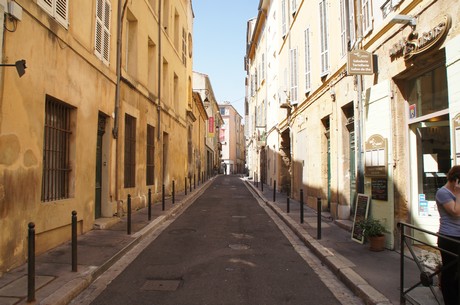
[71,175,362,305]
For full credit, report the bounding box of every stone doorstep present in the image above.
[93,217,121,230]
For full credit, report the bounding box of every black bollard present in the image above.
[185,177,187,195]
[273,180,276,202]
[27,222,35,303]
[71,211,78,272]
[261,180,263,191]
[127,194,132,235]
[300,189,304,224]
[317,197,322,240]
[148,189,152,220]
[194,174,196,189]
[162,184,165,211]
[190,177,192,193]
[287,197,290,213]
[172,181,175,204]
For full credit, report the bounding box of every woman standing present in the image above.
[435,165,460,305]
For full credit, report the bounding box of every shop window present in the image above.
[407,65,448,118]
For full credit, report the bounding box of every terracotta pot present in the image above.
[369,235,385,251]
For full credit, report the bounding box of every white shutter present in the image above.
[38,0,53,16]
[95,0,104,60]
[55,0,68,28]
[102,0,111,63]
[95,0,111,65]
[290,48,298,103]
[304,28,311,92]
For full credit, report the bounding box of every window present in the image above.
[174,11,180,50]
[304,28,311,93]
[261,53,265,82]
[362,0,372,35]
[182,28,187,65]
[340,0,347,57]
[290,48,298,103]
[291,0,297,15]
[319,0,329,76]
[124,114,136,188]
[38,0,68,28]
[146,125,155,186]
[148,38,156,93]
[281,0,287,37]
[348,0,356,48]
[126,11,138,77]
[95,0,111,65]
[41,97,73,202]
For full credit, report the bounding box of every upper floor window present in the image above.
[362,0,373,35]
[281,0,287,37]
[304,28,311,93]
[319,0,329,76]
[348,0,356,48]
[38,0,68,29]
[340,0,347,57]
[291,0,297,15]
[95,0,111,65]
[289,48,298,103]
[182,28,187,65]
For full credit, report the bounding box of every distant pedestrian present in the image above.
[435,165,460,305]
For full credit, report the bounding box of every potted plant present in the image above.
[357,218,386,251]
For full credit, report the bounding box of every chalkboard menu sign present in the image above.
[371,178,388,201]
[351,194,370,244]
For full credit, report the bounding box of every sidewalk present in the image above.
[0,178,213,305]
[245,179,444,305]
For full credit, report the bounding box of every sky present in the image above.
[192,0,259,117]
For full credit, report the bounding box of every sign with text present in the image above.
[352,194,370,244]
[347,50,374,75]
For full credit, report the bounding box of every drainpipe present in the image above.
[157,3,162,140]
[355,4,365,194]
[113,0,128,203]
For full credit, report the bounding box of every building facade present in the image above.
[246,0,460,249]
[192,72,223,176]
[219,103,244,175]
[0,0,195,273]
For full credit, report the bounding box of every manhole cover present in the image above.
[141,280,182,291]
[168,228,197,235]
[228,243,250,250]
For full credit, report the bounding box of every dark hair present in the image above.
[447,165,460,182]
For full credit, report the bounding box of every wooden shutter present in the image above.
[55,0,68,28]
[37,0,53,16]
[95,0,111,64]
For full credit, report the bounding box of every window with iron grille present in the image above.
[146,124,155,186]
[124,114,136,188]
[41,97,73,202]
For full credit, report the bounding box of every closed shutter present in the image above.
[95,0,111,65]
[38,0,53,16]
[55,0,68,28]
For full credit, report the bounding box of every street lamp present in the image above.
[0,59,27,77]
[193,88,210,107]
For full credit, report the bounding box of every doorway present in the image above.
[95,113,106,219]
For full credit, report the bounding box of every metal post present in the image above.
[400,223,405,304]
[287,197,290,213]
[172,180,175,204]
[273,180,276,202]
[300,189,304,224]
[127,194,132,235]
[317,198,322,240]
[148,188,152,220]
[261,179,263,191]
[185,177,187,195]
[71,211,78,272]
[190,177,192,192]
[194,174,196,189]
[162,184,165,211]
[27,222,35,303]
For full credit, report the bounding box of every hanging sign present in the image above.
[347,50,374,75]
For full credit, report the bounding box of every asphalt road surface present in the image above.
[74,175,361,305]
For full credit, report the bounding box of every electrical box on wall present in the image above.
[8,1,22,21]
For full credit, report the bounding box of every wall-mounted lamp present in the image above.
[329,87,336,101]
[194,88,210,107]
[391,14,416,28]
[0,59,27,77]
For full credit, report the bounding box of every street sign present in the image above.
[347,50,374,75]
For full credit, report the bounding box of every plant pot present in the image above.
[368,235,385,252]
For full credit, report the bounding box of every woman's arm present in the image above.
[442,199,460,217]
